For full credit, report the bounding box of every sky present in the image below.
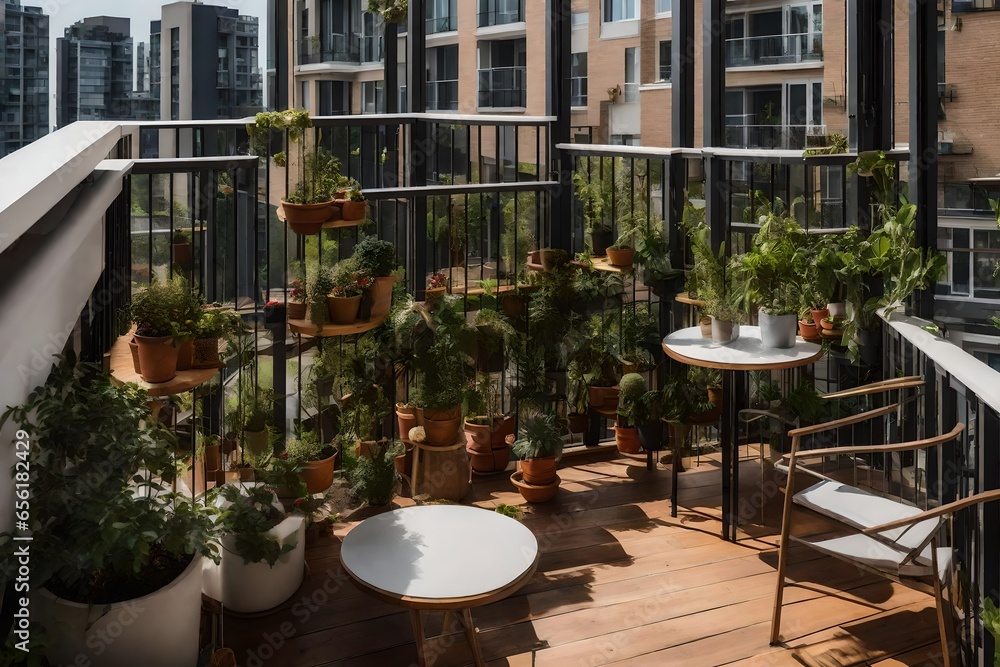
[40,0,270,122]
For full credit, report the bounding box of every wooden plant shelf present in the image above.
[108,332,220,397]
[589,256,630,274]
[288,312,389,337]
[276,205,361,230]
[674,292,706,307]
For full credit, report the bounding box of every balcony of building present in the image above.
[726,32,823,68]
[477,66,527,109]
[477,0,526,31]
[426,0,458,35]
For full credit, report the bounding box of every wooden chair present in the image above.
[769,407,989,667]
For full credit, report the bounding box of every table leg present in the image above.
[411,446,421,498]
[720,369,734,541]
[409,609,427,667]
[671,432,679,519]
[461,608,487,667]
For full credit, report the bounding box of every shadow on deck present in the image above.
[222,449,945,667]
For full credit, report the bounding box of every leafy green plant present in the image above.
[0,353,219,604]
[396,298,475,411]
[495,504,525,520]
[353,236,398,277]
[308,264,335,329]
[983,597,1000,667]
[368,0,407,21]
[347,439,399,506]
[741,200,806,316]
[616,373,647,427]
[212,485,295,566]
[284,429,336,464]
[512,413,565,460]
[131,276,203,339]
[248,110,341,205]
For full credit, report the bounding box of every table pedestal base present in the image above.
[410,607,486,667]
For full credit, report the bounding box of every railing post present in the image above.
[670,0,695,329]
[408,0,429,297]
[703,0,726,253]
[548,0,572,251]
[909,0,938,320]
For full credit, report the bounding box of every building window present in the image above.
[610,134,640,145]
[478,38,526,108]
[655,0,672,14]
[427,45,459,111]
[604,0,636,22]
[362,80,383,114]
[427,0,458,34]
[658,40,671,82]
[571,53,588,107]
[623,46,639,102]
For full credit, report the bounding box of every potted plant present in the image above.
[510,413,565,502]
[327,264,367,325]
[680,205,745,345]
[573,157,616,256]
[473,306,515,373]
[206,484,305,614]
[340,181,368,221]
[241,388,273,458]
[426,271,448,301]
[798,309,820,341]
[172,229,192,266]
[353,236,399,317]
[193,306,241,368]
[741,203,802,349]
[287,277,308,320]
[464,375,514,474]
[284,429,339,494]
[308,264,335,330]
[614,373,646,454]
[345,439,399,511]
[0,354,218,666]
[130,277,201,382]
[248,109,340,234]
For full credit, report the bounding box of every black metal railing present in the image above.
[477,0,525,27]
[726,32,823,68]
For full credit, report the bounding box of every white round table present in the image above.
[662,326,824,540]
[340,505,539,666]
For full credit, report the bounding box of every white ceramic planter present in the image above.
[710,317,741,345]
[827,302,847,317]
[203,515,306,613]
[758,309,797,349]
[36,554,204,667]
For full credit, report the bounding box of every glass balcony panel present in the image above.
[477,66,526,108]
[725,33,823,67]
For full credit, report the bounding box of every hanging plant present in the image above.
[368,0,407,23]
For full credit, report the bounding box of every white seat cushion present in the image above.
[791,534,951,579]
[794,480,941,564]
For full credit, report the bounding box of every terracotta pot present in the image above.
[707,386,723,409]
[326,295,361,325]
[810,309,830,327]
[282,199,333,235]
[370,275,397,318]
[588,385,620,412]
[501,294,527,323]
[463,416,515,453]
[287,301,307,320]
[134,334,178,383]
[238,466,256,482]
[699,316,713,338]
[510,470,560,503]
[606,246,635,268]
[614,424,642,454]
[204,444,221,472]
[537,248,568,272]
[221,435,239,456]
[469,447,511,474]
[355,440,377,459]
[396,404,418,440]
[339,199,367,221]
[519,456,557,486]
[172,242,191,267]
[128,337,141,373]
[421,406,461,421]
[394,443,414,479]
[300,450,338,494]
[422,415,461,447]
[567,412,589,434]
[425,286,447,303]
[175,338,195,371]
[799,320,819,340]
[192,337,221,368]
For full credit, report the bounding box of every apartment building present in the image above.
[152,2,263,121]
[55,16,135,127]
[0,0,48,158]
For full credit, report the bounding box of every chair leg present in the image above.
[770,455,799,646]
[932,547,956,667]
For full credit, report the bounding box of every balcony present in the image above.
[726,33,823,68]
[426,80,459,111]
[360,35,383,63]
[478,66,526,108]
[298,34,362,65]
[426,14,458,35]
[477,0,525,27]
[1,27,997,661]
[216,70,230,88]
[724,124,810,150]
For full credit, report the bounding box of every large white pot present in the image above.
[758,308,797,349]
[36,553,205,667]
[203,515,305,613]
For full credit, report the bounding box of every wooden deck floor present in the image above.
[223,450,946,667]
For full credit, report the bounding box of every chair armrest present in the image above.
[792,422,965,462]
[821,376,924,400]
[863,487,1000,534]
[787,403,900,438]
